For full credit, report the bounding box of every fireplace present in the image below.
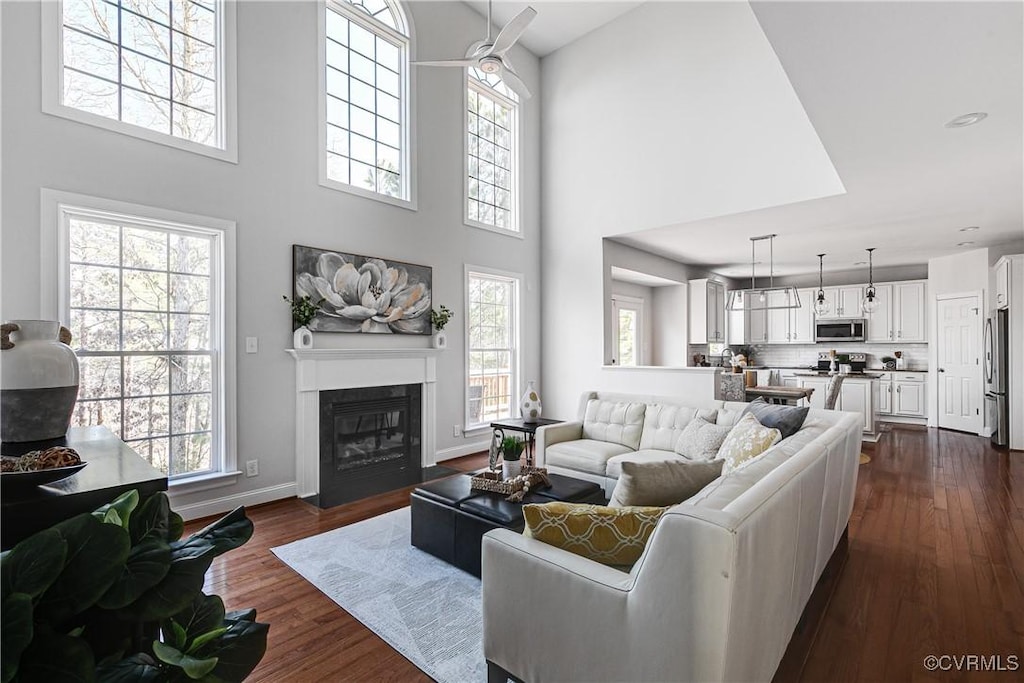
[318,384,422,508]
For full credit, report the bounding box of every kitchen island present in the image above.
[793,372,880,442]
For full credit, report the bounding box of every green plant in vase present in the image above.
[284,295,323,349]
[429,305,454,349]
[500,436,526,480]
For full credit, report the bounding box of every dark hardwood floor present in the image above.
[189,427,1024,682]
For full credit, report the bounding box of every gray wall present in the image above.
[0,0,542,513]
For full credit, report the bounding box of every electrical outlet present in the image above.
[245,337,258,354]
[453,425,462,438]
[245,459,259,477]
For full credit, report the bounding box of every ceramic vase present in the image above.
[0,320,80,442]
[293,326,313,349]
[503,458,521,480]
[520,380,542,423]
[432,330,447,349]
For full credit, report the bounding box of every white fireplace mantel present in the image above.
[288,347,441,500]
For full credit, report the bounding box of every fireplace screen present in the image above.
[318,384,422,507]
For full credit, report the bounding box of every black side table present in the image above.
[489,417,563,468]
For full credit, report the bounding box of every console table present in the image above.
[489,417,563,468]
[1,426,168,550]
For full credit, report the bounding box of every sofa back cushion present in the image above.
[582,400,646,450]
[638,404,719,451]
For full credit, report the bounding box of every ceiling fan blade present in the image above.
[490,6,537,57]
[499,62,531,99]
[412,58,479,68]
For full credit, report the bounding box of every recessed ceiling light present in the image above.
[959,226,980,232]
[957,241,975,247]
[945,112,988,128]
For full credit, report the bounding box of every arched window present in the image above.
[466,68,518,233]
[320,0,412,206]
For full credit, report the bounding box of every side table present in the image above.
[489,417,563,469]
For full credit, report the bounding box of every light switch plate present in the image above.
[245,337,258,353]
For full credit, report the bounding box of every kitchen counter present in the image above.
[792,372,883,379]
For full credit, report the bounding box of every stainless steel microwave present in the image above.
[815,319,866,342]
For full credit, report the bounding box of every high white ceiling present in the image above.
[607,1,1024,276]
[462,1,642,56]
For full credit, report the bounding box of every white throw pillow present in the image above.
[674,416,732,460]
[717,413,783,475]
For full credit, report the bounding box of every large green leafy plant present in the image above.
[1,490,268,682]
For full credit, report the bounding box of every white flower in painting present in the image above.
[296,252,431,333]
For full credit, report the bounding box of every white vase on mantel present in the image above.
[293,326,313,350]
[432,330,447,349]
[520,380,542,423]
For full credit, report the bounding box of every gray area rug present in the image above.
[271,507,485,683]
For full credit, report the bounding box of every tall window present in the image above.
[612,295,644,366]
[52,196,235,482]
[321,0,411,205]
[44,0,236,158]
[466,269,520,428]
[467,69,518,232]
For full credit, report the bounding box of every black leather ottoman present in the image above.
[410,472,605,577]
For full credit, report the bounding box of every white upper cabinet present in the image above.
[688,278,726,344]
[748,307,767,344]
[995,258,1010,310]
[824,286,864,318]
[865,284,894,342]
[766,291,792,344]
[727,305,745,345]
[893,281,926,342]
[789,288,816,343]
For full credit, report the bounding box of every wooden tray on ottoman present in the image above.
[470,467,549,499]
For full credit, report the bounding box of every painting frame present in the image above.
[292,244,433,335]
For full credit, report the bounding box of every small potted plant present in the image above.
[430,305,454,349]
[284,294,323,349]
[500,435,525,480]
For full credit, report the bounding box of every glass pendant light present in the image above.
[861,247,878,314]
[814,253,831,317]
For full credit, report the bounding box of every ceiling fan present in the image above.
[412,1,536,99]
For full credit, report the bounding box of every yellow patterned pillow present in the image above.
[717,412,782,475]
[522,502,667,567]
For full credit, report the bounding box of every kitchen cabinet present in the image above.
[823,286,864,318]
[893,281,926,342]
[789,288,816,343]
[689,279,726,344]
[840,380,873,433]
[865,284,894,342]
[798,377,830,410]
[877,372,893,414]
[893,374,926,417]
[747,307,767,344]
[766,291,791,344]
[995,258,1010,310]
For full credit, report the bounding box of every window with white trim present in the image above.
[48,0,235,156]
[58,203,233,481]
[466,269,520,429]
[467,68,518,232]
[612,295,644,367]
[321,0,411,203]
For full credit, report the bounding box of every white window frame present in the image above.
[464,73,521,237]
[40,189,239,494]
[612,294,645,366]
[317,0,417,210]
[464,265,522,431]
[40,0,239,163]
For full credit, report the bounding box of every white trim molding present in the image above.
[287,347,441,499]
[435,439,491,463]
[171,481,298,522]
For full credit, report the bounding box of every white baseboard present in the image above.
[171,481,297,521]
[434,439,490,463]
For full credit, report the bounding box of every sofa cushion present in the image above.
[522,501,667,567]
[717,413,783,475]
[674,416,732,460]
[606,449,682,480]
[609,458,724,507]
[638,405,719,451]
[742,398,809,440]
[582,400,646,450]
[545,439,635,476]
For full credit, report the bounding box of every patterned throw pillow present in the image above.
[674,416,732,459]
[717,413,782,475]
[522,502,667,567]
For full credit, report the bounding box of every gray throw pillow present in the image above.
[609,458,724,507]
[674,416,732,459]
[741,397,809,440]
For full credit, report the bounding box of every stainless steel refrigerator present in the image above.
[985,309,1009,447]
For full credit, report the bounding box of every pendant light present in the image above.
[861,247,878,314]
[813,254,832,317]
[726,234,802,311]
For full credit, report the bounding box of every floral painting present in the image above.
[292,245,432,335]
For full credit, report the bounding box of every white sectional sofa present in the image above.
[536,391,752,496]
[482,391,863,683]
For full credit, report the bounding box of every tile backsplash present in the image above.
[692,343,929,370]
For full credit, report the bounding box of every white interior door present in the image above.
[936,295,982,432]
